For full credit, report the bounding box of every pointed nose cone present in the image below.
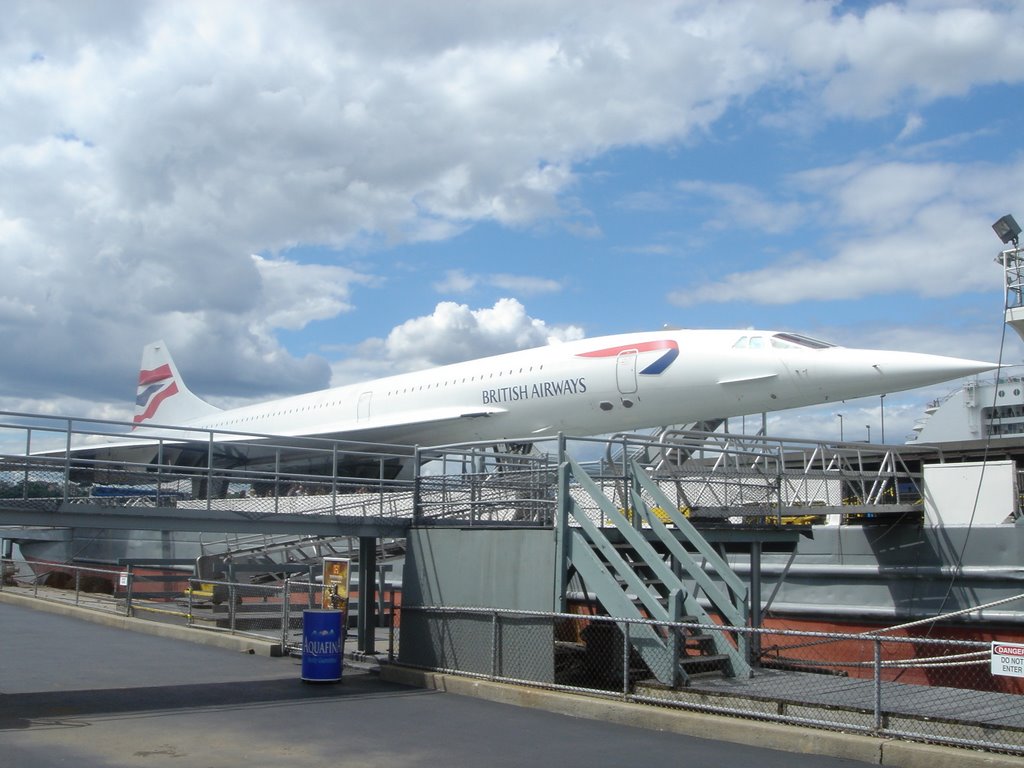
[858,350,997,392]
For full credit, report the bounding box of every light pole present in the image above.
[880,394,886,443]
[836,414,844,441]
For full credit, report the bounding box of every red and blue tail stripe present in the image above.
[134,364,178,426]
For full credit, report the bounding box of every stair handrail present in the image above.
[628,464,748,629]
[564,454,751,680]
[565,455,681,622]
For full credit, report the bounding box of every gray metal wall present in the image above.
[399,527,555,681]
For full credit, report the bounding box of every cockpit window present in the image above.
[770,333,835,350]
[733,333,836,350]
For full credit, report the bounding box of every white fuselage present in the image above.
[138,329,994,448]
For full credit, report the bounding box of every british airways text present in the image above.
[482,377,587,405]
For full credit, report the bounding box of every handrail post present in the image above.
[274,448,281,514]
[331,445,338,513]
[63,418,72,503]
[553,433,570,612]
[775,445,784,524]
[620,436,629,520]
[156,440,165,505]
[413,446,422,522]
[206,432,214,511]
[23,427,31,500]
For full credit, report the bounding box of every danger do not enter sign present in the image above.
[991,642,1024,678]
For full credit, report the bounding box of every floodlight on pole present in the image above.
[995,214,1024,344]
[993,214,1021,247]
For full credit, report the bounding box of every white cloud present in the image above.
[434,269,479,294]
[897,112,925,141]
[382,298,585,371]
[676,180,807,235]
[792,4,1024,117]
[250,255,372,332]
[1,1,1022,414]
[434,269,563,296]
[489,274,563,294]
[671,157,1024,307]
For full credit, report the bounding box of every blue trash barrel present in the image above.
[301,609,343,682]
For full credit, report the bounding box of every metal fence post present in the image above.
[281,578,290,653]
[388,607,395,663]
[229,582,237,633]
[74,566,81,606]
[124,571,133,617]
[622,620,630,698]
[491,610,499,680]
[873,637,883,734]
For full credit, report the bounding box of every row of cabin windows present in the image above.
[385,364,544,397]
[208,364,547,426]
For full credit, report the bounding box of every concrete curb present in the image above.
[379,664,1024,768]
[0,590,282,656]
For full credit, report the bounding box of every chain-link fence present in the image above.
[5,557,1021,753]
[0,558,400,660]
[400,605,1024,755]
[1,558,127,615]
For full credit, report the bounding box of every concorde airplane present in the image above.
[63,328,994,478]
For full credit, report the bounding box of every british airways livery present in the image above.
[113,329,993,459]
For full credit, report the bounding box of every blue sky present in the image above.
[1,1,1023,443]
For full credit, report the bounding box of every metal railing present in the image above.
[1,411,961,531]
[593,430,938,522]
[0,558,401,660]
[0,410,421,517]
[399,605,1024,755]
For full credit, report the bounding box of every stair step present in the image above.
[682,633,713,644]
[680,653,729,668]
[682,669,730,683]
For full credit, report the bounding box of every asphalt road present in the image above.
[0,601,878,767]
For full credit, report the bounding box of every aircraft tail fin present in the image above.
[133,341,222,429]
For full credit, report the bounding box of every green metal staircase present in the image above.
[555,454,752,687]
